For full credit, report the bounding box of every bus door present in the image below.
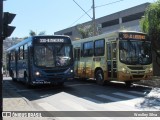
[106,41,117,79]
[74,47,80,77]
[28,45,33,78]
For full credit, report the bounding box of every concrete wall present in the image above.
[54,3,150,41]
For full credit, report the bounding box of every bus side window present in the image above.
[81,43,83,57]
[107,44,111,60]
[112,43,117,60]
[74,48,80,60]
[83,41,93,57]
[19,46,24,60]
[24,44,28,59]
[11,51,15,61]
[94,39,105,56]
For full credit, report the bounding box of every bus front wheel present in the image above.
[125,81,132,87]
[95,70,105,85]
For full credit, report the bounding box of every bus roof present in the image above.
[72,30,146,44]
[6,35,70,52]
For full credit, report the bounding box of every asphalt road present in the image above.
[3,77,160,120]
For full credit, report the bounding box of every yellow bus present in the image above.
[73,31,153,86]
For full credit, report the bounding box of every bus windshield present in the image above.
[119,40,152,65]
[34,44,72,67]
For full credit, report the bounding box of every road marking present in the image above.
[38,102,60,111]
[96,94,122,102]
[113,92,137,99]
[128,91,145,95]
[61,99,88,111]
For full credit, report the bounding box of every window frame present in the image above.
[94,39,105,56]
[83,41,94,57]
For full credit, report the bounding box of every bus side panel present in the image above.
[17,60,28,79]
[85,59,93,78]
[79,61,85,78]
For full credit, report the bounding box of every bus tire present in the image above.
[95,70,105,85]
[125,81,132,87]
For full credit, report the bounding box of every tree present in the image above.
[38,31,46,36]
[140,0,160,75]
[76,24,93,39]
[29,30,36,36]
[29,30,46,36]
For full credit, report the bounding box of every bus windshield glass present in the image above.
[34,44,72,67]
[119,40,152,65]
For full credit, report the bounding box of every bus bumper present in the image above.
[32,73,74,85]
[117,71,153,82]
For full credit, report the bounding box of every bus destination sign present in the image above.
[120,33,146,40]
[39,38,64,43]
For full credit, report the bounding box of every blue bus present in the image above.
[6,35,74,87]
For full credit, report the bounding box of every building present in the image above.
[54,3,150,41]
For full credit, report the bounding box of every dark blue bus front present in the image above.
[30,36,74,85]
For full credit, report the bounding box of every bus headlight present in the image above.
[65,68,74,74]
[122,68,130,74]
[149,67,153,72]
[70,69,74,73]
[35,71,40,76]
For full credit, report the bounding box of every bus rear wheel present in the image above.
[95,70,105,85]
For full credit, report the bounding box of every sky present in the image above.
[3,0,155,38]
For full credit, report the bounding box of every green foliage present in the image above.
[76,24,93,39]
[38,31,46,36]
[140,0,160,56]
[29,30,36,36]
[29,30,46,37]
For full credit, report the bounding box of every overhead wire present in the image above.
[72,0,92,19]
[70,0,125,27]
[69,8,92,27]
[95,0,124,8]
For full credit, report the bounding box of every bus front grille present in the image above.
[131,71,145,74]
[132,75,144,78]
[128,66,144,70]
[43,68,68,74]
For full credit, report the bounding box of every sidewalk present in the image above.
[3,77,35,111]
[2,77,54,120]
[135,76,160,88]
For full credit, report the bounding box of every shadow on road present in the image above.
[3,77,159,110]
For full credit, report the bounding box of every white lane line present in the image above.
[113,92,137,99]
[96,94,122,102]
[128,91,145,95]
[38,102,60,111]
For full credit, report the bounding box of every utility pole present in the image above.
[92,0,96,36]
[0,0,3,117]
